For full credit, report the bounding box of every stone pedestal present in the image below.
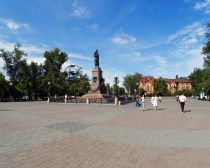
[82,67,111,99]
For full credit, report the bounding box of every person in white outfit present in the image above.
[151,96,154,106]
[65,94,68,104]
[152,95,158,111]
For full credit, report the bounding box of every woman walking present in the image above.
[152,95,158,111]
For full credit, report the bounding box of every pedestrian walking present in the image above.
[141,95,145,111]
[153,95,159,111]
[179,93,187,113]
[151,96,154,106]
[135,95,141,107]
[65,94,68,104]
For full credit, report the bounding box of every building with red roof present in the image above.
[139,75,192,95]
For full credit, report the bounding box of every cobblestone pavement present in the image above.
[0,98,210,168]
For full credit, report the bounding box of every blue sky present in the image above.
[0,0,210,85]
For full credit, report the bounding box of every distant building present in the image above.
[139,76,154,94]
[139,75,192,95]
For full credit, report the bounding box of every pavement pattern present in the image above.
[0,98,210,168]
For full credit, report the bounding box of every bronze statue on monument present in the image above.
[94,49,99,68]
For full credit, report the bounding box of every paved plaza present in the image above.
[0,98,210,168]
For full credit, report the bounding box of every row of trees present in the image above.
[0,44,126,101]
[0,44,90,101]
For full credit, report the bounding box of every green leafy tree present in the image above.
[113,76,120,97]
[154,78,168,96]
[100,77,107,94]
[202,23,210,96]
[123,73,142,95]
[0,73,9,100]
[106,83,112,95]
[43,48,68,96]
[65,65,89,96]
[202,23,210,68]
[189,68,206,95]
[0,43,29,100]
[28,62,45,100]
[119,87,125,95]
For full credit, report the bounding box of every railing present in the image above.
[49,96,135,105]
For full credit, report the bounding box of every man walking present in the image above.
[179,93,187,113]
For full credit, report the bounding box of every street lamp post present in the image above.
[136,82,140,95]
[67,64,77,103]
[47,81,51,103]
[114,75,119,105]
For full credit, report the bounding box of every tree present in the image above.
[28,62,45,100]
[113,76,120,97]
[123,73,142,95]
[0,43,29,100]
[154,78,168,96]
[187,23,210,98]
[119,87,125,95]
[0,73,9,100]
[202,23,210,96]
[202,23,210,68]
[189,68,206,95]
[43,48,68,96]
[105,83,112,95]
[65,65,89,96]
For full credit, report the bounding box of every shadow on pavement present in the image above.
[157,108,166,111]
[184,110,191,113]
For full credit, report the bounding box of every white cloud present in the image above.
[120,51,167,65]
[172,47,203,76]
[181,37,197,46]
[0,40,14,51]
[103,70,125,87]
[167,22,206,52]
[0,39,92,72]
[26,56,45,65]
[22,44,46,55]
[163,22,205,77]
[194,0,210,13]
[0,18,30,30]
[168,22,205,43]
[86,24,99,31]
[112,33,136,45]
[68,52,92,61]
[0,57,4,69]
[0,40,48,70]
[153,55,167,64]
[149,46,204,78]
[70,0,90,18]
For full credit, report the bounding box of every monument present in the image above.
[82,49,111,100]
